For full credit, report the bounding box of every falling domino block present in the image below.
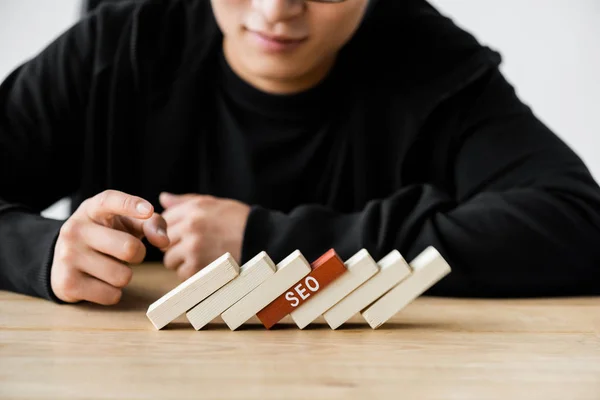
[289,248,379,329]
[256,248,347,329]
[361,246,451,329]
[146,252,240,330]
[323,250,412,330]
[185,251,277,330]
[221,250,311,331]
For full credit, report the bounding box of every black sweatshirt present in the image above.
[1,0,599,303]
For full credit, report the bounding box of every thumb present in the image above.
[142,213,171,251]
[159,192,195,208]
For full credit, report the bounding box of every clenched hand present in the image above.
[159,192,251,280]
[51,190,170,305]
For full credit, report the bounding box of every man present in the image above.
[1,0,599,306]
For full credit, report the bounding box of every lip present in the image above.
[246,30,307,53]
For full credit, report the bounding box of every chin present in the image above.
[248,60,312,84]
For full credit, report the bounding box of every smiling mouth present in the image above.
[254,31,307,42]
[245,28,308,52]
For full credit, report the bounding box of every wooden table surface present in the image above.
[1,263,598,400]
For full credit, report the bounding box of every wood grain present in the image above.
[362,246,451,329]
[289,249,379,329]
[186,251,276,330]
[257,248,347,329]
[323,249,411,330]
[1,263,599,400]
[220,249,310,330]
[146,252,239,329]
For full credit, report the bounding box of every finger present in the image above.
[163,242,186,271]
[176,260,203,281]
[159,216,192,251]
[79,222,146,264]
[119,213,170,250]
[161,201,200,227]
[78,273,123,306]
[159,192,196,209]
[143,213,170,250]
[86,190,154,223]
[78,250,134,289]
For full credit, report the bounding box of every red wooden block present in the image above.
[256,249,347,329]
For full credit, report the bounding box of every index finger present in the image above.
[86,190,154,223]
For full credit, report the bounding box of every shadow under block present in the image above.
[146,252,240,330]
[289,248,379,329]
[186,251,277,330]
[221,250,311,331]
[361,246,452,329]
[323,249,412,330]
[256,248,347,329]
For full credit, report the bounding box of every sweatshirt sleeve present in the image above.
[0,12,98,301]
[241,66,600,298]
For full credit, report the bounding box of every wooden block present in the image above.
[323,250,412,330]
[256,249,347,329]
[361,246,451,329]
[146,253,240,330]
[221,250,311,331]
[185,252,276,330]
[289,248,379,329]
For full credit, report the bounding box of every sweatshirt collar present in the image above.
[217,47,342,122]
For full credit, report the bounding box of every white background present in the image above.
[1,0,599,220]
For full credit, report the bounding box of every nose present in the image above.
[252,0,305,23]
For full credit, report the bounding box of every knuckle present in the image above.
[51,260,80,302]
[183,218,196,232]
[105,289,122,305]
[96,189,125,211]
[177,266,194,281]
[114,267,133,288]
[162,253,172,268]
[122,267,134,285]
[57,245,77,266]
[79,198,91,212]
[121,195,133,213]
[97,190,111,208]
[163,260,175,271]
[189,236,203,253]
[60,270,80,297]
[189,252,203,269]
[122,239,141,261]
[191,209,205,221]
[192,198,205,208]
[59,220,80,240]
[132,244,147,264]
[163,253,178,270]
[195,196,214,207]
[192,215,207,231]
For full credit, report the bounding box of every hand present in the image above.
[159,192,251,280]
[51,190,170,305]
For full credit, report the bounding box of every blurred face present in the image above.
[211,0,369,93]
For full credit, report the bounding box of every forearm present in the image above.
[0,208,65,302]
[0,3,102,302]
[241,176,600,298]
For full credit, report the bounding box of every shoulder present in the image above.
[76,0,217,82]
[126,0,220,91]
[341,0,502,106]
